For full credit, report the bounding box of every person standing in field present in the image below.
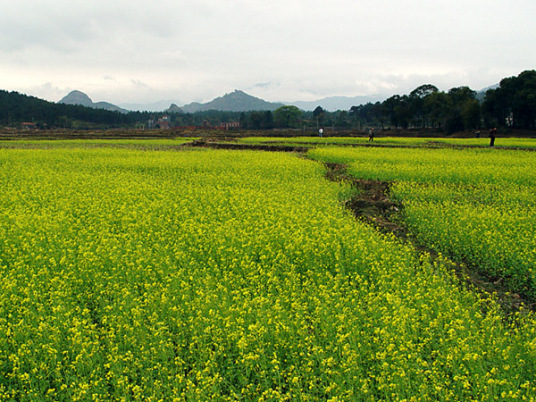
[319,127,323,137]
[489,127,497,146]
[368,128,374,142]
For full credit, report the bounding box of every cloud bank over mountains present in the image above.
[2,0,535,106]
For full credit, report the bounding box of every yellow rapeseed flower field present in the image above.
[238,135,536,149]
[0,145,535,400]
[309,146,536,299]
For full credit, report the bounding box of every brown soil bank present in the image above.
[323,162,534,314]
[182,139,308,153]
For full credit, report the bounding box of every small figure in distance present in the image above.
[489,127,497,147]
[368,127,374,142]
[474,130,480,138]
[318,127,323,137]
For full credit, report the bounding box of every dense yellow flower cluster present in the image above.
[0,146,535,400]
[310,146,536,298]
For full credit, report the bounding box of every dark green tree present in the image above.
[448,86,476,104]
[394,96,412,129]
[461,99,481,130]
[273,105,303,128]
[382,95,402,129]
[423,92,452,129]
[313,106,326,127]
[410,84,439,99]
[446,87,480,132]
[483,70,536,129]
[248,111,264,129]
[262,111,274,129]
[371,102,387,129]
[409,84,438,128]
[349,103,375,129]
[334,110,350,128]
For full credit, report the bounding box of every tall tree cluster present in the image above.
[347,70,536,132]
[482,70,536,129]
[349,85,481,133]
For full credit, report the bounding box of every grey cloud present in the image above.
[2,0,536,104]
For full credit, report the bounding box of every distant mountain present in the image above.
[289,95,386,112]
[182,90,284,113]
[165,103,184,114]
[118,100,180,112]
[94,101,127,113]
[476,83,499,102]
[59,90,128,114]
[1,90,134,127]
[181,102,203,113]
[60,90,93,107]
[58,84,498,115]
[56,90,392,114]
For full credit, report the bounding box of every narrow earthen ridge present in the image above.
[182,139,308,153]
[324,162,406,236]
[323,161,534,314]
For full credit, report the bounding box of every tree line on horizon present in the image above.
[345,69,536,133]
[238,70,536,133]
[2,70,535,132]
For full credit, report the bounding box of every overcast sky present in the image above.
[2,0,535,106]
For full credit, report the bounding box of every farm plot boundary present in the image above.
[322,161,534,313]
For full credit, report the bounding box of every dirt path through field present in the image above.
[181,138,309,152]
[322,161,534,314]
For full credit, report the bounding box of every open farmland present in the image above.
[236,136,536,149]
[309,146,536,302]
[0,143,536,400]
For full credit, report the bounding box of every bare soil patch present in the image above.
[182,139,308,153]
[324,162,407,237]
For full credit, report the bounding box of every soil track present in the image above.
[324,162,406,237]
[323,162,534,314]
[181,139,308,153]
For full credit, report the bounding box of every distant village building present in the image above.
[148,116,171,130]
[146,117,239,130]
[157,116,170,130]
[220,122,240,130]
[21,122,38,130]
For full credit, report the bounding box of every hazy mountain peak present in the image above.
[181,90,283,113]
[165,103,184,114]
[59,90,128,113]
[59,90,94,107]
